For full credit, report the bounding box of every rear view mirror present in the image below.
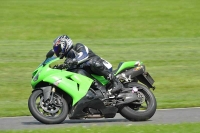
[46,49,54,58]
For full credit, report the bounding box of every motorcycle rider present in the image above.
[52,35,123,94]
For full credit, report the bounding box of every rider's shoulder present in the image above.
[74,43,84,46]
[74,43,87,49]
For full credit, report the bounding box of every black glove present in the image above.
[64,58,78,67]
[53,64,66,69]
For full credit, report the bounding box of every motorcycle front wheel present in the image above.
[28,89,68,124]
[119,82,157,121]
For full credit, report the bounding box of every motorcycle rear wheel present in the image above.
[119,82,157,121]
[28,89,68,124]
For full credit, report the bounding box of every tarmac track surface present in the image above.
[0,107,200,130]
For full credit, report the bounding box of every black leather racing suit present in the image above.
[65,43,123,93]
[66,43,112,79]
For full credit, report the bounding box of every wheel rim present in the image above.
[128,89,151,112]
[35,93,64,118]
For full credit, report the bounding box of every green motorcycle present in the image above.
[28,50,157,124]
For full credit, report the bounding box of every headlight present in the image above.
[33,72,40,81]
[32,70,38,78]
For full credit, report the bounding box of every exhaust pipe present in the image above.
[116,66,144,82]
[116,92,139,106]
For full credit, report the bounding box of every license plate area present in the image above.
[137,72,155,89]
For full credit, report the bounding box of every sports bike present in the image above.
[28,50,157,124]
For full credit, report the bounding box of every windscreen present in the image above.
[38,56,57,68]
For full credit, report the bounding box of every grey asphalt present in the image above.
[0,107,200,130]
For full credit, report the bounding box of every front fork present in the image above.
[35,86,55,102]
[38,86,62,109]
[49,87,56,104]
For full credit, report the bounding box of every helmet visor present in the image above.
[53,44,61,57]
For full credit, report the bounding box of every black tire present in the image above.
[119,82,157,121]
[28,90,68,124]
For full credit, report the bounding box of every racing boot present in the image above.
[110,77,123,94]
[107,73,123,95]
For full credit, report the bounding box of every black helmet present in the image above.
[53,35,73,57]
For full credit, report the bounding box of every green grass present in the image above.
[2,123,200,133]
[0,0,200,40]
[0,0,200,117]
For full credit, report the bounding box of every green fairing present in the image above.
[91,74,109,85]
[31,58,93,105]
[31,58,142,105]
[115,61,143,75]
